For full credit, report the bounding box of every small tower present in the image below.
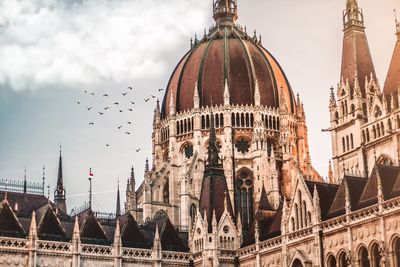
[125,167,137,213]
[54,147,67,214]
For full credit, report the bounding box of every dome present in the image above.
[161,5,296,118]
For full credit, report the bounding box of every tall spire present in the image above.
[116,180,121,217]
[340,0,375,96]
[383,9,400,96]
[54,146,67,214]
[23,168,27,194]
[213,0,238,25]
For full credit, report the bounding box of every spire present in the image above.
[383,10,400,96]
[153,99,161,128]
[340,0,375,95]
[145,158,150,172]
[72,216,80,242]
[23,168,27,194]
[116,180,121,217]
[29,211,37,239]
[223,79,230,106]
[54,147,67,214]
[254,79,261,106]
[206,112,222,168]
[88,168,93,210]
[395,10,400,38]
[213,0,238,25]
[193,82,200,109]
[328,160,334,184]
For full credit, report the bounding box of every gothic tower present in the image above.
[54,148,67,214]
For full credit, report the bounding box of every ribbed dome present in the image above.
[161,21,296,118]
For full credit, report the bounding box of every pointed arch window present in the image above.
[235,169,254,229]
[163,179,169,204]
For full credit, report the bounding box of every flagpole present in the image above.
[89,168,93,210]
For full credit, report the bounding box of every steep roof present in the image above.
[79,211,110,245]
[0,191,50,217]
[141,213,188,252]
[304,181,339,220]
[327,176,367,219]
[357,164,400,209]
[0,198,26,237]
[119,212,149,249]
[383,32,400,96]
[37,205,67,241]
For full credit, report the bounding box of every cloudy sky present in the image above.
[0,0,398,213]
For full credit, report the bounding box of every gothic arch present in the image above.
[357,244,370,267]
[289,250,312,267]
[377,154,394,165]
[336,249,350,267]
[326,253,337,267]
[390,235,400,267]
[235,167,254,229]
[369,241,381,267]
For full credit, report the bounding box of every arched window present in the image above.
[362,130,366,143]
[190,204,197,224]
[206,115,210,129]
[268,116,272,129]
[338,252,349,267]
[245,113,250,127]
[295,203,299,230]
[359,246,370,267]
[350,104,355,115]
[381,122,385,135]
[292,259,303,267]
[346,136,350,151]
[350,134,354,149]
[363,103,368,120]
[236,113,240,127]
[370,243,381,267]
[250,113,254,127]
[342,137,346,152]
[176,122,180,135]
[366,129,370,142]
[393,237,400,267]
[335,111,339,123]
[163,180,169,204]
[291,217,295,231]
[220,114,224,127]
[235,169,254,229]
[373,125,376,139]
[345,100,348,114]
[302,201,307,227]
[389,119,392,131]
[201,116,205,129]
[231,113,235,127]
[377,124,381,137]
[241,113,245,127]
[215,114,220,128]
[327,255,337,267]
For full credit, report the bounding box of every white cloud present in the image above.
[0,0,209,90]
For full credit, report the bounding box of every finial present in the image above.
[145,158,150,172]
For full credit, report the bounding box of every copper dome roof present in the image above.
[161,19,296,118]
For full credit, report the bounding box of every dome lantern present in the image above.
[213,0,238,25]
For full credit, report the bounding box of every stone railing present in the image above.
[0,237,192,267]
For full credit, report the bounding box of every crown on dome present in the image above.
[213,0,238,25]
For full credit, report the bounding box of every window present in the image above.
[359,246,370,267]
[235,170,254,229]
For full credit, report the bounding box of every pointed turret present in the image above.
[116,181,121,217]
[383,10,400,96]
[125,166,137,212]
[199,112,235,232]
[153,99,161,129]
[341,0,376,95]
[213,0,238,25]
[54,147,67,214]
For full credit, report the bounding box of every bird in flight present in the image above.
[122,92,128,96]
[128,109,133,112]
[125,132,131,135]
[135,148,141,152]
[128,87,133,90]
[102,94,109,97]
[86,106,93,111]
[158,88,164,92]
[119,110,123,113]
[117,126,123,129]
[106,144,110,147]
[76,101,80,104]
[127,122,132,125]
[98,112,104,115]
[104,107,110,110]
[84,90,88,93]
[89,122,94,125]
[113,102,119,105]
[144,98,150,102]
[151,95,156,99]
[130,101,135,105]
[90,92,95,96]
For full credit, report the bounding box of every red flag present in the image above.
[89,168,94,177]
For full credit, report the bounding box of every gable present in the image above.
[80,212,109,244]
[121,213,148,248]
[0,201,25,237]
[38,206,67,241]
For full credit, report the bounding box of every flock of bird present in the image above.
[75,86,164,151]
